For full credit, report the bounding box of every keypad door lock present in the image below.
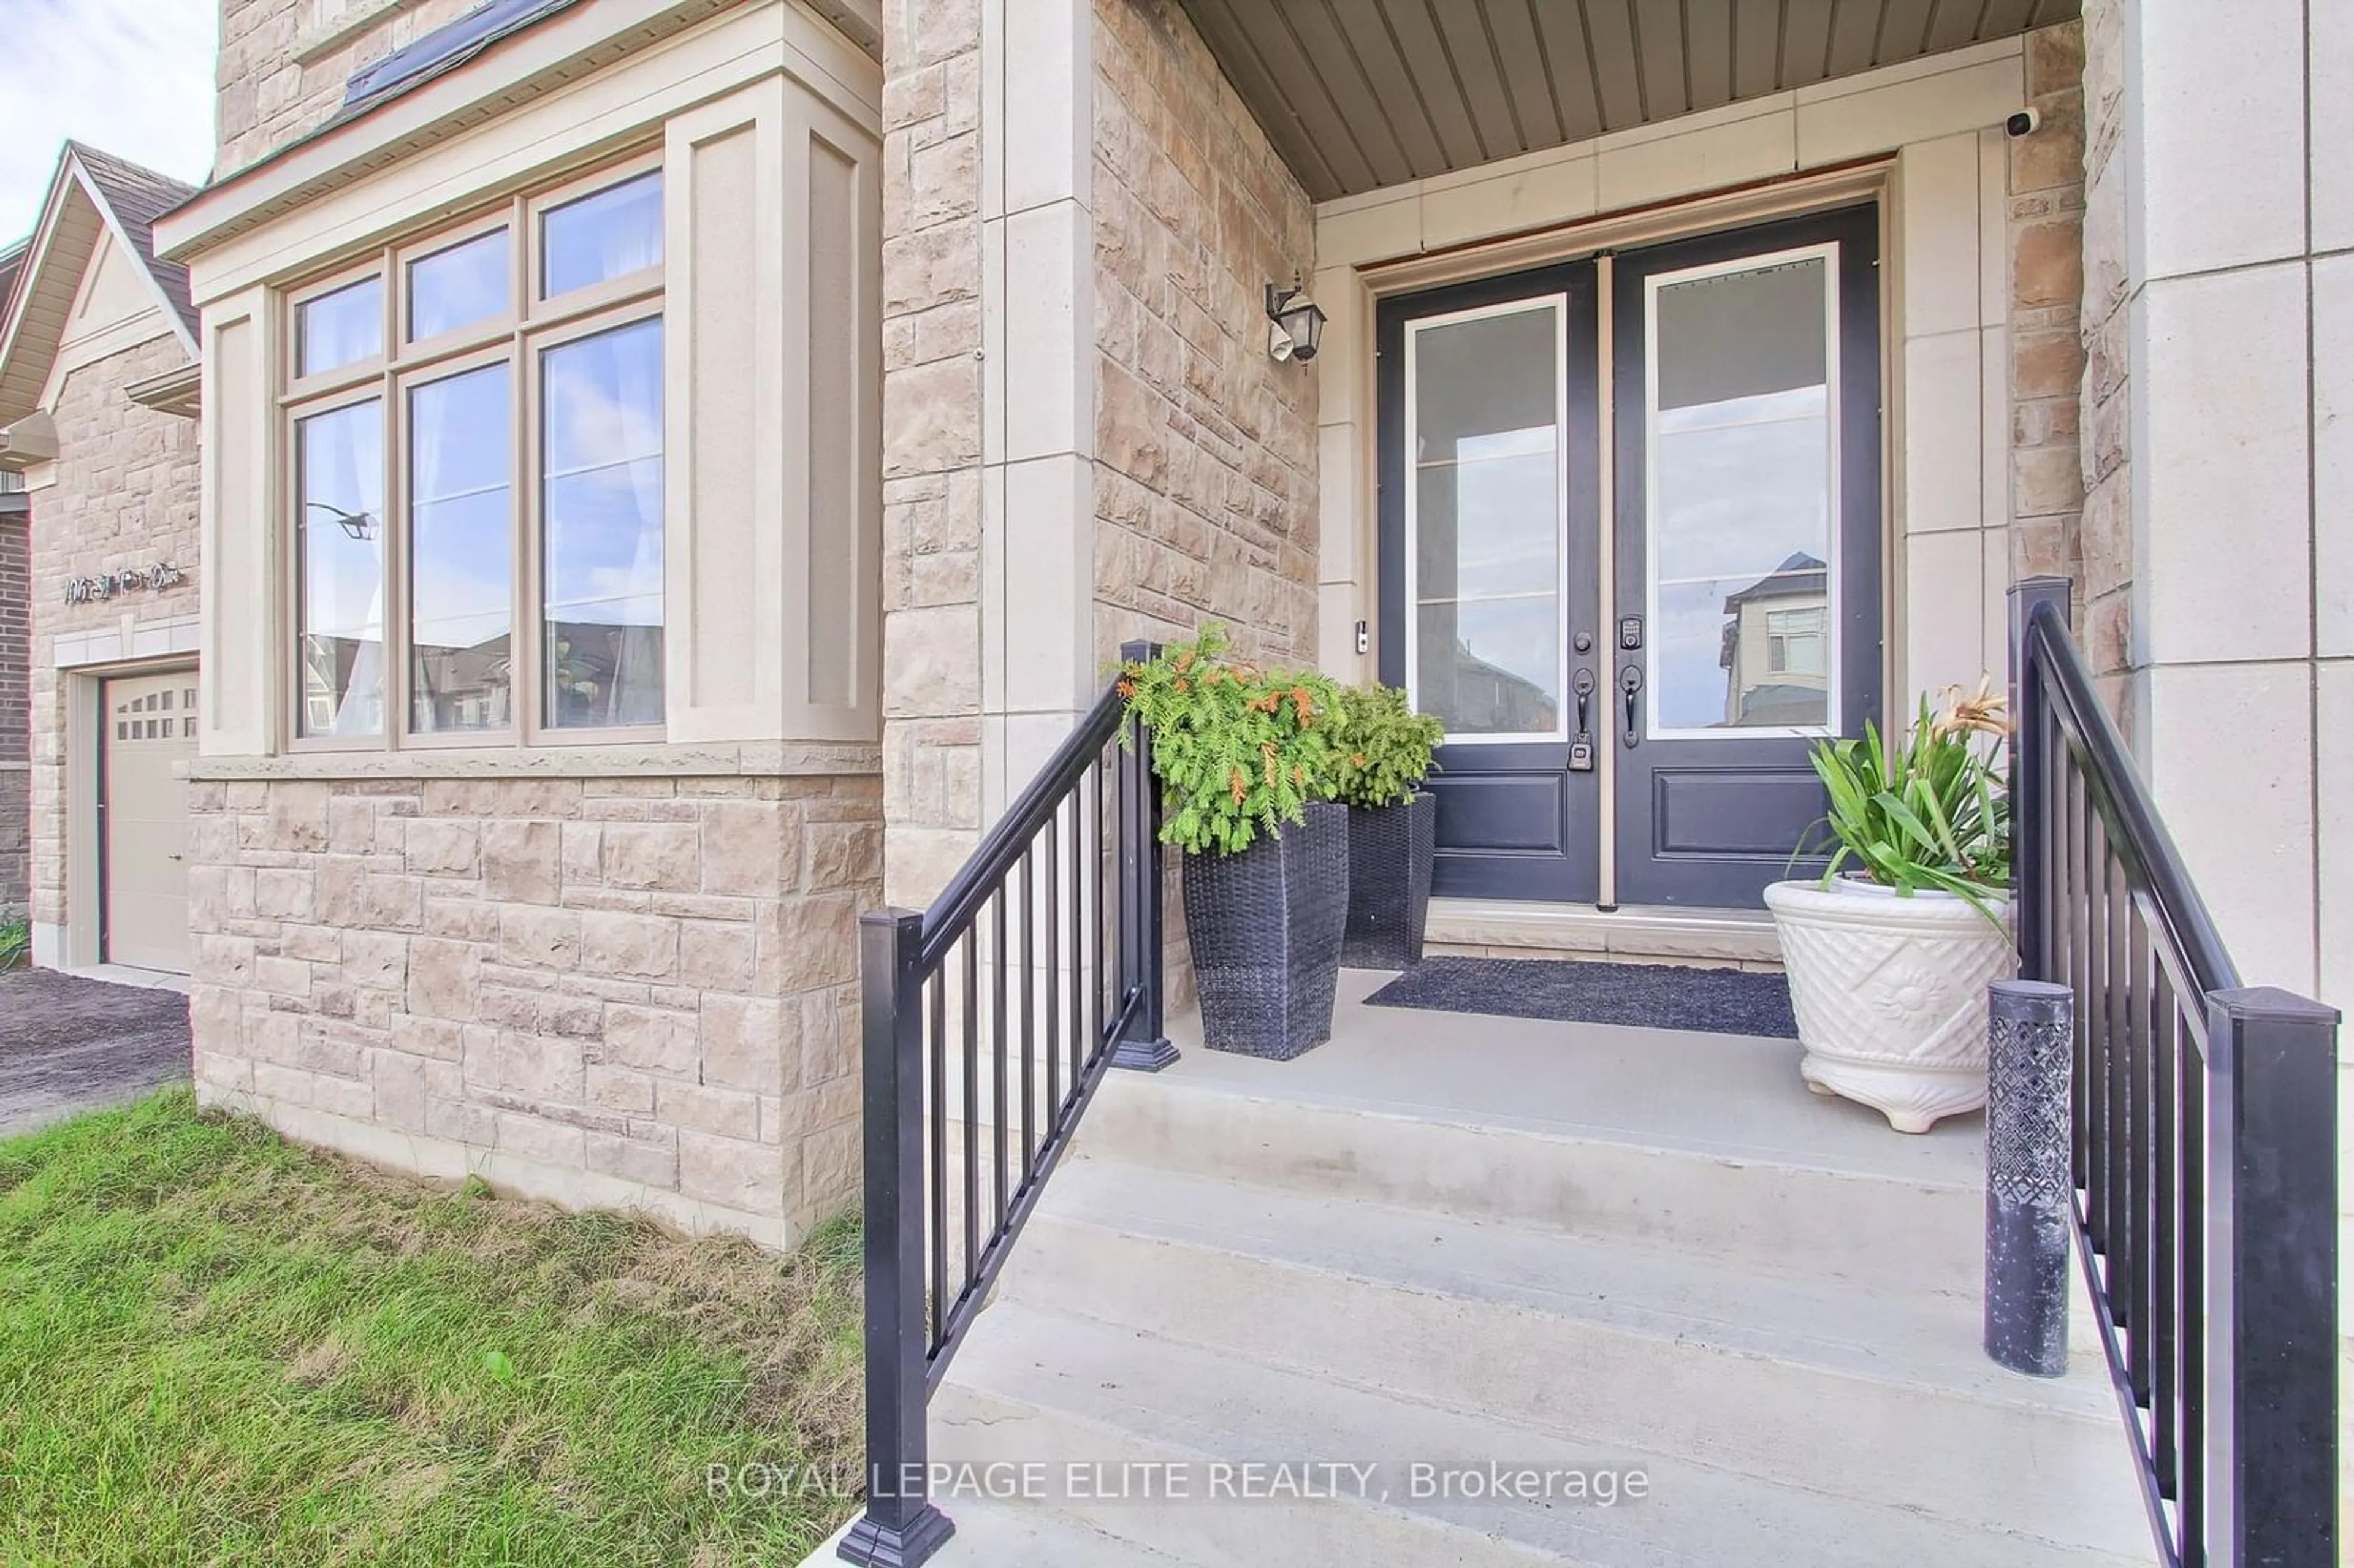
[1618,616,1643,650]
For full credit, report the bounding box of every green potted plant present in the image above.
[1764,679,2017,1133]
[1120,625,1350,1060]
[1331,684,1444,970]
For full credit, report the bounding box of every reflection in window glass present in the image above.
[296,399,387,737]
[409,228,511,341]
[1648,254,1835,732]
[1409,303,1562,738]
[541,172,662,298]
[542,318,663,728]
[409,363,512,733]
[297,276,384,376]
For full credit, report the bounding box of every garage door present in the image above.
[104,671,196,973]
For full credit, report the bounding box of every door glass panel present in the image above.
[1646,250,1836,734]
[1408,301,1563,740]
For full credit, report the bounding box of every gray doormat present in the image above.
[1363,956,1797,1040]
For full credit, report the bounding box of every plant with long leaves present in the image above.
[1330,683,1445,809]
[1119,624,1347,857]
[1799,680,2011,923]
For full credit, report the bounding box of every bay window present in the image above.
[283,155,665,748]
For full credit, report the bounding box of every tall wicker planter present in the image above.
[1180,801,1349,1060]
[1341,792,1436,970]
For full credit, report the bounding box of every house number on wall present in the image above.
[63,562,188,604]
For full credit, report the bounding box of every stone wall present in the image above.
[2007,22,2090,663]
[29,335,204,938]
[2074,0,2130,717]
[1090,0,1319,667]
[189,771,880,1246]
[0,506,27,918]
[215,0,484,177]
[875,0,984,907]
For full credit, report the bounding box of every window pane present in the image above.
[1409,303,1563,738]
[296,399,387,737]
[542,172,661,298]
[409,228,511,341]
[297,276,384,376]
[409,363,513,734]
[1648,255,1835,732]
[542,318,663,728]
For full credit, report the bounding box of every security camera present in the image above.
[2005,107,2040,139]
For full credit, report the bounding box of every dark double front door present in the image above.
[1376,205,1884,910]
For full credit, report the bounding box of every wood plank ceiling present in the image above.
[1179,0,2079,201]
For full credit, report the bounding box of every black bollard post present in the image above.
[1983,979,2076,1377]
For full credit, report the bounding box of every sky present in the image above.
[0,0,218,248]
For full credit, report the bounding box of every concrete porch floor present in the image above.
[1161,966,1983,1181]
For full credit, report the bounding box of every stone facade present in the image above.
[215,0,484,177]
[877,0,1320,915]
[1090,0,1319,666]
[876,0,985,908]
[0,503,26,918]
[29,334,204,940]
[189,772,881,1246]
[2074,0,2131,714]
[2006,22,2090,658]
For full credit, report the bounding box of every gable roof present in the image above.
[0,142,200,425]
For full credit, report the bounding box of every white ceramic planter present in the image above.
[1764,878,2018,1133]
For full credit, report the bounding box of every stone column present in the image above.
[1983,979,2076,1378]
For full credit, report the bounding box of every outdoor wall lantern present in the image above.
[1265,280,1325,363]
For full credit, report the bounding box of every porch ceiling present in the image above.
[1179,0,2080,202]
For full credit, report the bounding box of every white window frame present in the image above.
[1401,292,1572,747]
[280,150,665,755]
[1640,240,1842,742]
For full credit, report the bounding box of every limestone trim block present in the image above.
[187,771,882,1248]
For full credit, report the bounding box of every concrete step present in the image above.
[998,1156,2141,1555]
[929,1301,2154,1568]
[1081,1056,1989,1292]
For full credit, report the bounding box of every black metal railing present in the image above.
[839,643,1172,1567]
[2008,577,2339,1568]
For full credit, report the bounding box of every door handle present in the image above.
[1618,666,1643,748]
[1572,666,1596,733]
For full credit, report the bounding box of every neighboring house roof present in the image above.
[0,240,28,325]
[1721,553,1829,611]
[0,142,200,426]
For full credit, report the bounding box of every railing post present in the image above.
[1983,978,2076,1377]
[1112,640,1176,1071]
[2008,574,2070,983]
[839,908,954,1568]
[2204,986,2339,1568]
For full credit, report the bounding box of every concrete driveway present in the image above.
[0,969,192,1138]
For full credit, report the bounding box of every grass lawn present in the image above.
[0,1088,864,1566]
